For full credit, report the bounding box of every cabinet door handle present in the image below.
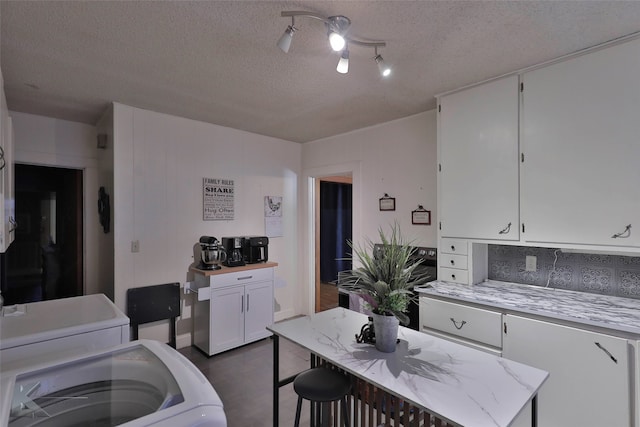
[611,224,631,239]
[594,342,618,363]
[450,318,466,330]
[247,294,250,311]
[0,146,5,171]
[241,295,244,313]
[498,222,512,235]
[237,276,253,281]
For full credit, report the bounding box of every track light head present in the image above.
[327,16,351,51]
[336,48,349,74]
[277,23,297,53]
[375,54,391,77]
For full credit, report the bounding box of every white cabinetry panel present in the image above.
[522,37,640,247]
[439,74,520,241]
[503,314,630,427]
[193,265,274,356]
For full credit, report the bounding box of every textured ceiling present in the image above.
[2,1,640,143]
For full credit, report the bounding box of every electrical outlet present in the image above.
[525,255,537,272]
[131,240,140,253]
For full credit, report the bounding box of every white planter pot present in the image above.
[372,312,399,353]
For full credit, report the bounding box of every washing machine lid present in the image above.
[0,294,129,350]
[1,340,224,427]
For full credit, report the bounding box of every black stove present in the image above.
[338,245,437,331]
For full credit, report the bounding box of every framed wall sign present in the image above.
[412,205,431,225]
[379,193,395,211]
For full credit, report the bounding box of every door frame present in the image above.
[302,162,361,316]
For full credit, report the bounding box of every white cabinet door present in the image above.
[503,315,630,427]
[522,37,640,247]
[0,72,14,253]
[438,74,520,241]
[210,286,245,354]
[244,281,273,342]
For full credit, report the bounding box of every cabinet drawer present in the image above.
[420,298,502,348]
[210,267,273,288]
[440,238,468,255]
[438,267,468,284]
[439,253,468,270]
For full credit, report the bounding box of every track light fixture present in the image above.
[277,17,297,53]
[277,10,390,77]
[374,46,392,77]
[336,47,349,74]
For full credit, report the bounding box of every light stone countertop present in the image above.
[269,307,548,427]
[416,280,640,337]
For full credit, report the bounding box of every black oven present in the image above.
[338,245,437,331]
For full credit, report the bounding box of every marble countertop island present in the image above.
[269,307,548,427]
[416,279,640,336]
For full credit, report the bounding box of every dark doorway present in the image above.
[316,177,352,312]
[1,164,83,304]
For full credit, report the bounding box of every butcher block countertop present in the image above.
[190,261,278,276]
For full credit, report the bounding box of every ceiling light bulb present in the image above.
[375,54,391,77]
[329,32,346,52]
[277,25,296,53]
[336,49,349,74]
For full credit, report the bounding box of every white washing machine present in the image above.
[0,339,227,427]
[1,294,130,372]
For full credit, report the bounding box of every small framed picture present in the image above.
[412,206,431,225]
[379,194,395,211]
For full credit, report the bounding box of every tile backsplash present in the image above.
[488,245,640,299]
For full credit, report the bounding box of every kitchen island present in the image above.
[268,307,548,427]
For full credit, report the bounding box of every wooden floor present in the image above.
[179,336,314,427]
[319,281,339,312]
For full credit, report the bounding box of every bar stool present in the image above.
[294,367,351,427]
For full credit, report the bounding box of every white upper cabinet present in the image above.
[521,37,640,247]
[0,70,15,253]
[438,74,520,240]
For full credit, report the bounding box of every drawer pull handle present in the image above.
[594,342,618,363]
[451,274,456,280]
[611,224,631,239]
[498,222,512,235]
[450,245,456,251]
[237,276,253,281]
[450,318,466,330]
[450,260,455,265]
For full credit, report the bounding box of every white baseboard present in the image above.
[274,308,296,322]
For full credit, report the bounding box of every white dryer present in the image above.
[0,339,227,426]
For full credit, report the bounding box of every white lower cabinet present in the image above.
[419,296,502,355]
[503,315,631,427]
[193,266,274,356]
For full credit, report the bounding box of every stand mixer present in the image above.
[198,236,227,270]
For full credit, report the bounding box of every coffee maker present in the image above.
[243,236,269,264]
[221,237,246,267]
[198,236,227,270]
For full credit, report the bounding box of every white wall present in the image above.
[112,104,301,347]
[11,112,104,296]
[300,110,437,313]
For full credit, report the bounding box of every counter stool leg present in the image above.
[340,397,349,427]
[293,396,303,427]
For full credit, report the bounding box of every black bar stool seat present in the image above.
[294,367,350,427]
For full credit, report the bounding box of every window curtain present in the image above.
[319,181,352,283]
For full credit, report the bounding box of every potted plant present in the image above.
[339,223,431,352]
